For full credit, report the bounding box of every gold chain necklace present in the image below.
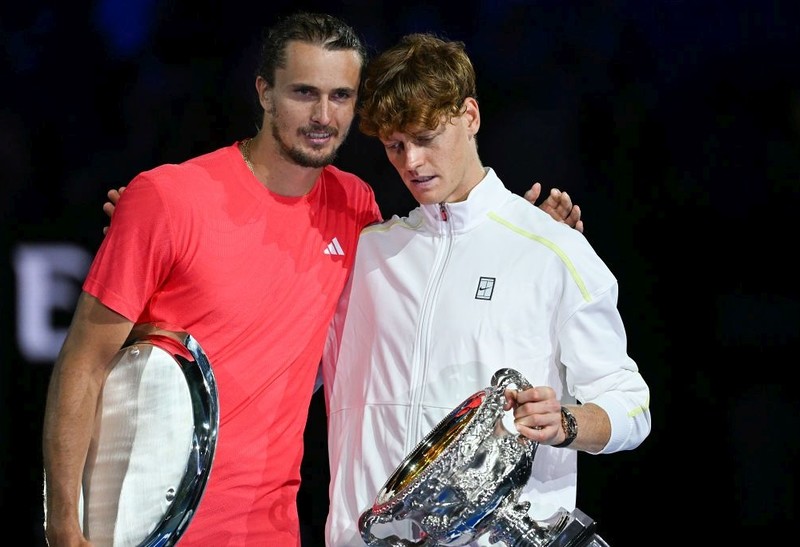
[240,138,256,175]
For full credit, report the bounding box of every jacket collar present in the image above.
[416,168,507,234]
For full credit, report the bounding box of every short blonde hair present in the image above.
[359,33,477,140]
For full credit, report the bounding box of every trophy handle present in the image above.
[491,367,533,392]
[358,510,434,547]
[491,367,536,444]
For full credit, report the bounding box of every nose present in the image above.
[311,98,332,125]
[403,144,424,171]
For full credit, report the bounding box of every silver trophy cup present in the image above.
[359,368,610,547]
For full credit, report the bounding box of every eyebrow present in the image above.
[289,83,357,94]
[409,125,445,139]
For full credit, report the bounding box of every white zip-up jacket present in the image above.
[322,168,651,546]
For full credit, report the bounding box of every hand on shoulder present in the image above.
[102,186,126,235]
[524,182,584,233]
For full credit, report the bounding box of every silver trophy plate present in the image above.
[77,332,219,547]
[359,368,610,547]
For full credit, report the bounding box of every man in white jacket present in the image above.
[322,33,651,546]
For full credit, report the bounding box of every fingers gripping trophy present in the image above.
[359,368,610,547]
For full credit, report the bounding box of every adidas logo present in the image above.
[323,237,345,256]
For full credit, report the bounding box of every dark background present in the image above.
[3,1,799,545]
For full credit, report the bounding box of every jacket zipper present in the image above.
[408,202,453,452]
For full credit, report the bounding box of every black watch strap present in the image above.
[554,406,577,448]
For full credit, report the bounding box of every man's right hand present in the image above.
[102,186,125,234]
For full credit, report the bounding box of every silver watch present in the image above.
[554,406,577,448]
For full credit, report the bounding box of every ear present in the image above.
[256,76,272,110]
[463,97,481,137]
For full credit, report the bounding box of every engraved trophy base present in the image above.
[359,368,610,547]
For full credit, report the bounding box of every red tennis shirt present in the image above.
[83,142,381,545]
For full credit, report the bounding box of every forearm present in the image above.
[559,403,610,453]
[42,355,105,534]
[42,292,134,543]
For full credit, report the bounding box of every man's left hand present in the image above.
[524,182,584,233]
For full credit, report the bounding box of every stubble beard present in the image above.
[269,112,348,169]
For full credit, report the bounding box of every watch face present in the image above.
[558,407,577,447]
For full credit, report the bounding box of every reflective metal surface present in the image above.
[359,368,610,547]
[78,332,219,547]
[139,334,219,546]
